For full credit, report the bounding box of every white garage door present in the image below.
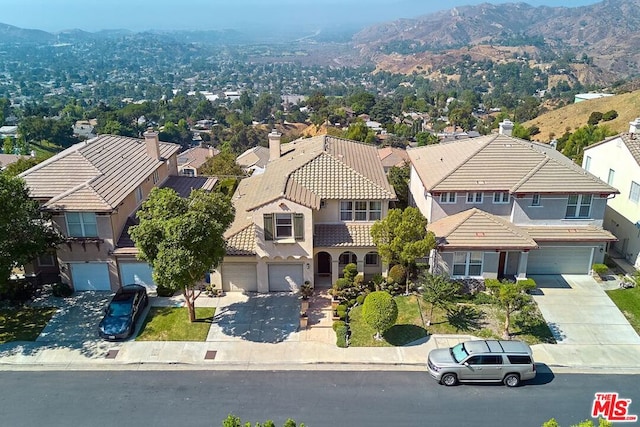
[526,247,593,275]
[222,263,258,292]
[268,264,303,292]
[119,262,155,288]
[70,263,111,291]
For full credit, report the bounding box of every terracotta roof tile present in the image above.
[225,225,257,255]
[524,226,617,242]
[314,223,375,247]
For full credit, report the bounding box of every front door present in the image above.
[498,252,506,279]
[317,252,331,276]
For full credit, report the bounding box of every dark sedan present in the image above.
[98,284,149,341]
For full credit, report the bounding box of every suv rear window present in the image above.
[507,355,532,364]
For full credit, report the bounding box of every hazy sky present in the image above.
[1,0,602,33]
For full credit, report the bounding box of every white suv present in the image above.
[427,339,536,387]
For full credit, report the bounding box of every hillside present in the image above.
[353,0,640,84]
[523,90,640,142]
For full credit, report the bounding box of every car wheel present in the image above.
[504,373,520,387]
[441,373,458,386]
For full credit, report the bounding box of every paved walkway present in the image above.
[1,278,640,373]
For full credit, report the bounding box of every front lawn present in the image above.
[136,307,215,341]
[607,286,640,333]
[0,307,58,343]
[348,293,554,347]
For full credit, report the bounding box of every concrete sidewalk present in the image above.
[2,286,640,374]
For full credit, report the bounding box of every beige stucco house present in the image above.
[211,132,396,293]
[407,121,618,280]
[582,118,640,269]
[20,132,216,291]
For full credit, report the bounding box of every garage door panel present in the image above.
[268,264,303,292]
[71,263,111,291]
[527,247,593,275]
[119,262,155,289]
[222,263,257,292]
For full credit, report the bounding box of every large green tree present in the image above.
[371,207,436,270]
[130,188,234,322]
[387,164,410,209]
[0,174,60,289]
[486,278,536,339]
[420,273,461,326]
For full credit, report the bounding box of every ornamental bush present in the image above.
[591,263,609,275]
[361,291,398,340]
[388,264,406,285]
[335,324,348,348]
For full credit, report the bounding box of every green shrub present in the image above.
[371,274,384,290]
[332,320,346,331]
[388,264,406,285]
[587,111,603,125]
[335,324,348,348]
[353,273,365,287]
[602,110,618,121]
[343,263,358,283]
[333,278,351,291]
[356,294,365,305]
[156,286,175,297]
[472,291,495,305]
[518,278,536,289]
[591,263,609,275]
[362,291,398,339]
[51,282,73,298]
[336,304,347,320]
[0,279,36,304]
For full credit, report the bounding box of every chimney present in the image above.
[268,129,282,161]
[499,119,514,136]
[629,118,640,135]
[208,146,215,158]
[144,130,161,161]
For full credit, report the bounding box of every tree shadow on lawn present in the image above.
[383,324,428,346]
[446,305,484,332]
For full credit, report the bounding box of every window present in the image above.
[480,355,503,365]
[339,252,357,265]
[181,168,195,177]
[263,213,304,241]
[153,170,160,183]
[365,253,379,266]
[584,155,591,171]
[135,186,143,203]
[630,181,640,204]
[440,192,456,204]
[340,201,353,221]
[466,192,483,204]
[341,200,382,221]
[275,213,292,238]
[507,355,533,364]
[565,194,592,218]
[607,169,615,186]
[452,251,483,277]
[493,192,510,204]
[531,193,541,206]
[65,212,98,237]
[37,254,56,267]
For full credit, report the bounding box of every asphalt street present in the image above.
[1,370,638,427]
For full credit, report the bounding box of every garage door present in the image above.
[119,262,155,288]
[526,247,593,275]
[222,263,258,292]
[268,264,303,292]
[70,263,111,291]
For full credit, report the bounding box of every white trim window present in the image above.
[37,253,56,267]
[565,194,592,218]
[531,193,541,207]
[339,252,357,265]
[153,170,160,183]
[493,192,510,204]
[630,181,640,204]
[340,200,383,221]
[275,213,293,239]
[452,251,483,277]
[365,252,379,266]
[65,212,98,237]
[584,155,591,171]
[466,192,483,204]
[607,169,615,186]
[439,192,456,204]
[135,186,143,203]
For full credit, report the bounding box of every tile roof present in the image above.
[524,226,617,242]
[236,146,270,169]
[428,208,538,250]
[378,146,409,168]
[314,223,375,247]
[20,135,180,211]
[0,153,23,168]
[225,225,257,255]
[408,134,618,194]
[225,135,395,247]
[177,146,218,170]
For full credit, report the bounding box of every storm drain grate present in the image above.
[204,350,217,360]
[105,350,119,359]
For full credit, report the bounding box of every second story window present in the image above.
[607,169,615,186]
[531,193,541,206]
[565,194,592,218]
[439,192,456,204]
[65,212,98,237]
[630,181,640,204]
[135,186,143,203]
[584,155,591,171]
[153,170,160,184]
[341,200,382,221]
[493,192,510,204]
[264,213,304,241]
[466,192,483,204]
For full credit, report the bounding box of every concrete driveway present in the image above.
[530,275,640,345]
